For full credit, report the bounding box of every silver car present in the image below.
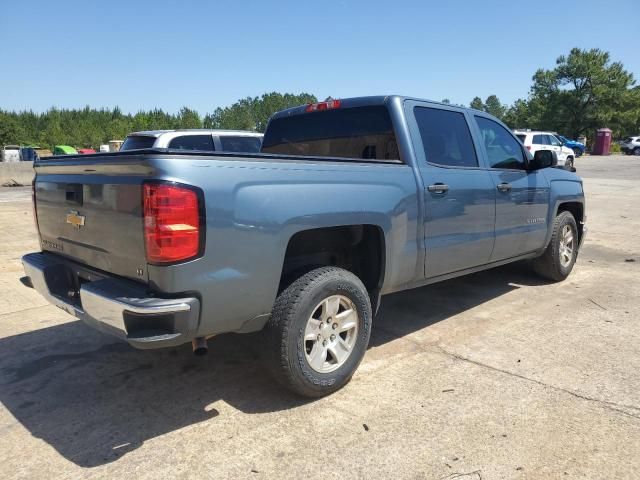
[120,129,263,153]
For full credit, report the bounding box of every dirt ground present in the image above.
[0,155,638,479]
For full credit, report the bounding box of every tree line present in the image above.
[1,48,639,149]
[0,92,317,149]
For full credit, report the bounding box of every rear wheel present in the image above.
[264,266,372,397]
[533,211,579,281]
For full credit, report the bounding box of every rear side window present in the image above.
[220,136,262,153]
[515,134,527,144]
[261,106,399,161]
[168,135,214,151]
[475,116,526,170]
[532,134,547,145]
[413,107,478,167]
[121,136,156,150]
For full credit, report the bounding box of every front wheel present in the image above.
[264,267,372,397]
[566,156,574,167]
[532,211,579,281]
[573,147,582,158]
[634,147,640,156]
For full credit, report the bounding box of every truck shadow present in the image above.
[0,263,546,467]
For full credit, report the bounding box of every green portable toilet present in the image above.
[53,145,78,155]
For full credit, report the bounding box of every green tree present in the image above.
[469,97,484,111]
[484,95,506,120]
[205,92,317,132]
[177,107,202,129]
[0,113,23,145]
[529,48,636,137]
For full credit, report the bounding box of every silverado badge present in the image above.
[66,210,86,229]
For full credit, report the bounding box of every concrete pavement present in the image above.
[0,155,638,479]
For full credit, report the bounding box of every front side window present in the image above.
[547,135,562,147]
[413,107,478,167]
[168,135,215,151]
[475,116,526,170]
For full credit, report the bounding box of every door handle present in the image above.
[497,182,512,193]
[427,183,449,194]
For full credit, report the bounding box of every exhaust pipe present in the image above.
[192,337,208,356]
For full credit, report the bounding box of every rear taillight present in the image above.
[305,99,341,112]
[143,183,203,264]
[526,145,531,151]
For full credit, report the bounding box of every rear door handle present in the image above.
[497,182,512,193]
[427,183,449,194]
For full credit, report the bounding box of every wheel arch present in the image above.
[278,224,387,313]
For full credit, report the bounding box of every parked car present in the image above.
[53,145,78,155]
[120,129,264,153]
[21,96,586,397]
[556,135,585,157]
[1,145,21,162]
[514,130,576,167]
[620,136,640,155]
[77,148,96,154]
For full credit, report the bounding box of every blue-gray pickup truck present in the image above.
[21,96,586,397]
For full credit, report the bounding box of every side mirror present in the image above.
[529,150,557,170]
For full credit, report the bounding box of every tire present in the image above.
[634,147,640,156]
[532,211,579,282]
[566,156,574,168]
[573,147,582,158]
[264,266,372,397]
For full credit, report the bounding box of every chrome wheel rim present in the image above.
[559,224,575,268]
[304,295,359,373]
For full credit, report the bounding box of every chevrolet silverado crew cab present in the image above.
[21,96,586,397]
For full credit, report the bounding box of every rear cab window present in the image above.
[121,136,157,150]
[168,135,215,151]
[515,134,527,144]
[220,136,262,153]
[261,105,399,161]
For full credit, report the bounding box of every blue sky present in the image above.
[1,0,638,114]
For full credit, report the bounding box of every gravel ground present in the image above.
[0,155,638,479]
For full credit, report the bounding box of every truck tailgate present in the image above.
[34,155,153,282]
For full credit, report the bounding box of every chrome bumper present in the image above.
[21,252,200,349]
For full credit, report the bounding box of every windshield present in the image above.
[121,135,157,150]
[261,106,399,161]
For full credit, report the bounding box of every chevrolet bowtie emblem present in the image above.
[66,211,86,229]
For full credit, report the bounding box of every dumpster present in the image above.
[53,145,78,155]
[592,128,612,155]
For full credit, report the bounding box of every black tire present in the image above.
[532,211,579,281]
[566,156,574,168]
[634,147,640,156]
[572,147,582,158]
[264,266,372,398]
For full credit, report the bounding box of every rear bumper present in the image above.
[21,252,200,349]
